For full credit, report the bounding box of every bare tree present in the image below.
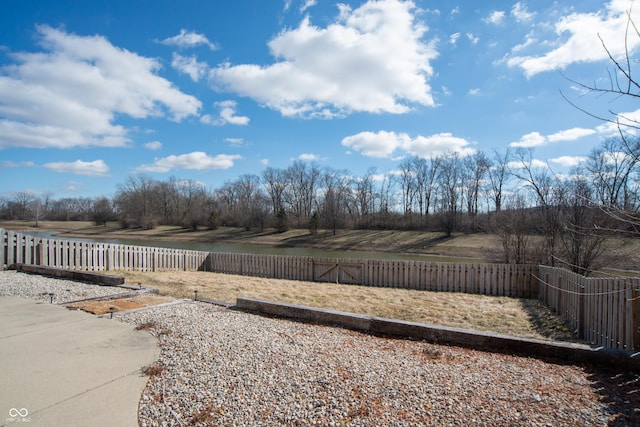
[351,167,378,228]
[556,171,607,276]
[510,148,563,265]
[262,167,288,218]
[463,151,491,230]
[398,157,417,218]
[491,195,532,264]
[487,148,510,212]
[114,175,158,229]
[92,197,114,226]
[437,152,463,236]
[413,156,440,223]
[319,168,351,235]
[283,160,320,227]
[586,137,639,210]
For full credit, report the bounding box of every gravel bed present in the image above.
[120,303,638,426]
[0,270,125,303]
[1,271,638,426]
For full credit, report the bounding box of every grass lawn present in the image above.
[120,270,577,342]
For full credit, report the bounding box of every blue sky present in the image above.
[1,0,638,198]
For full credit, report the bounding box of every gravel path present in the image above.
[1,271,638,426]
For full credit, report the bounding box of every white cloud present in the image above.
[225,137,244,146]
[466,33,479,45]
[342,130,405,158]
[342,130,475,159]
[510,127,597,148]
[484,11,505,25]
[300,0,317,13]
[595,108,640,136]
[135,152,241,173]
[1,160,35,168]
[511,2,535,23]
[468,88,480,96]
[510,131,546,148]
[550,156,587,167]
[511,35,536,53]
[161,29,217,50]
[449,32,461,45]
[201,100,249,126]
[297,153,320,161]
[508,158,548,170]
[171,53,208,82]
[144,141,162,150]
[210,0,437,118]
[508,1,640,77]
[547,127,596,142]
[43,159,110,176]
[0,26,201,150]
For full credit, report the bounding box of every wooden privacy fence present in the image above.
[208,252,539,298]
[2,228,537,297]
[0,229,210,272]
[538,266,640,351]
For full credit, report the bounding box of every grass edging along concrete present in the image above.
[8,263,125,286]
[235,297,640,371]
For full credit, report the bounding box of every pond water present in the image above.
[18,230,444,262]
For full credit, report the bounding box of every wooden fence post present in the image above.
[0,229,6,269]
[633,286,640,351]
[578,284,586,340]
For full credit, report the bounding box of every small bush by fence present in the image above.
[2,228,639,351]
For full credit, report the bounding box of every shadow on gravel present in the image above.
[585,366,640,426]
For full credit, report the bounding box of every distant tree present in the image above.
[92,197,113,226]
[556,171,607,276]
[309,211,320,235]
[437,152,463,236]
[262,167,288,218]
[275,207,288,233]
[207,209,219,230]
[510,148,563,265]
[491,195,532,264]
[487,148,510,212]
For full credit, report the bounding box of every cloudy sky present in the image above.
[0,0,638,198]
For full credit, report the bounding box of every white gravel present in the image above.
[1,270,638,426]
[0,270,126,303]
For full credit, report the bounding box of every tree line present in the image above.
[1,137,638,274]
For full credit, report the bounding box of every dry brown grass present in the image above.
[119,270,575,342]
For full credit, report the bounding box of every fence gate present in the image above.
[313,260,363,285]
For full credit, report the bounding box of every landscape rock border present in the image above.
[235,296,640,371]
[8,263,125,286]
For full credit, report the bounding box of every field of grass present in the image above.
[120,270,577,342]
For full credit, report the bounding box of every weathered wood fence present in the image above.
[0,229,210,272]
[208,252,539,297]
[0,229,538,297]
[2,228,639,350]
[538,266,640,351]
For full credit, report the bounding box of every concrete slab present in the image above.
[0,297,159,427]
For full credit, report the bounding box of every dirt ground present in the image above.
[66,295,173,315]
